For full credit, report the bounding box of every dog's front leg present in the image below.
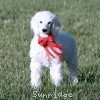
[30,59,42,88]
[50,61,63,86]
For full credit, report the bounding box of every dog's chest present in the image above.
[36,45,50,67]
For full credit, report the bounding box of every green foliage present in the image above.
[0,0,100,100]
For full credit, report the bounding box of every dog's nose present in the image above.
[42,29,47,32]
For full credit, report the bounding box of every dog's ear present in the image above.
[30,13,39,35]
[51,14,61,37]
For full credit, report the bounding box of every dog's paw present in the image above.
[31,80,41,88]
[72,77,78,84]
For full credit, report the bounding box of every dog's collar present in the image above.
[38,33,63,61]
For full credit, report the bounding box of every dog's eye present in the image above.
[48,22,51,24]
[40,21,42,23]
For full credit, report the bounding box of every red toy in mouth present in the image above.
[38,33,63,61]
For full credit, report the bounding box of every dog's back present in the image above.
[55,31,77,61]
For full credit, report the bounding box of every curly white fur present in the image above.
[29,11,78,88]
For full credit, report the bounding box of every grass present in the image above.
[0,0,100,100]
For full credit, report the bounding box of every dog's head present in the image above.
[30,11,60,37]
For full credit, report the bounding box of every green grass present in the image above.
[0,0,100,100]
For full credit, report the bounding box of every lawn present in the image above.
[0,0,100,100]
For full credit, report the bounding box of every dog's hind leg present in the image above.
[66,55,78,84]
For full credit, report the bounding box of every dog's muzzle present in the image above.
[42,29,47,32]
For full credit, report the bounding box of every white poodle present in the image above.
[29,11,78,88]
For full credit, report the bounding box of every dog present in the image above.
[29,11,78,88]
